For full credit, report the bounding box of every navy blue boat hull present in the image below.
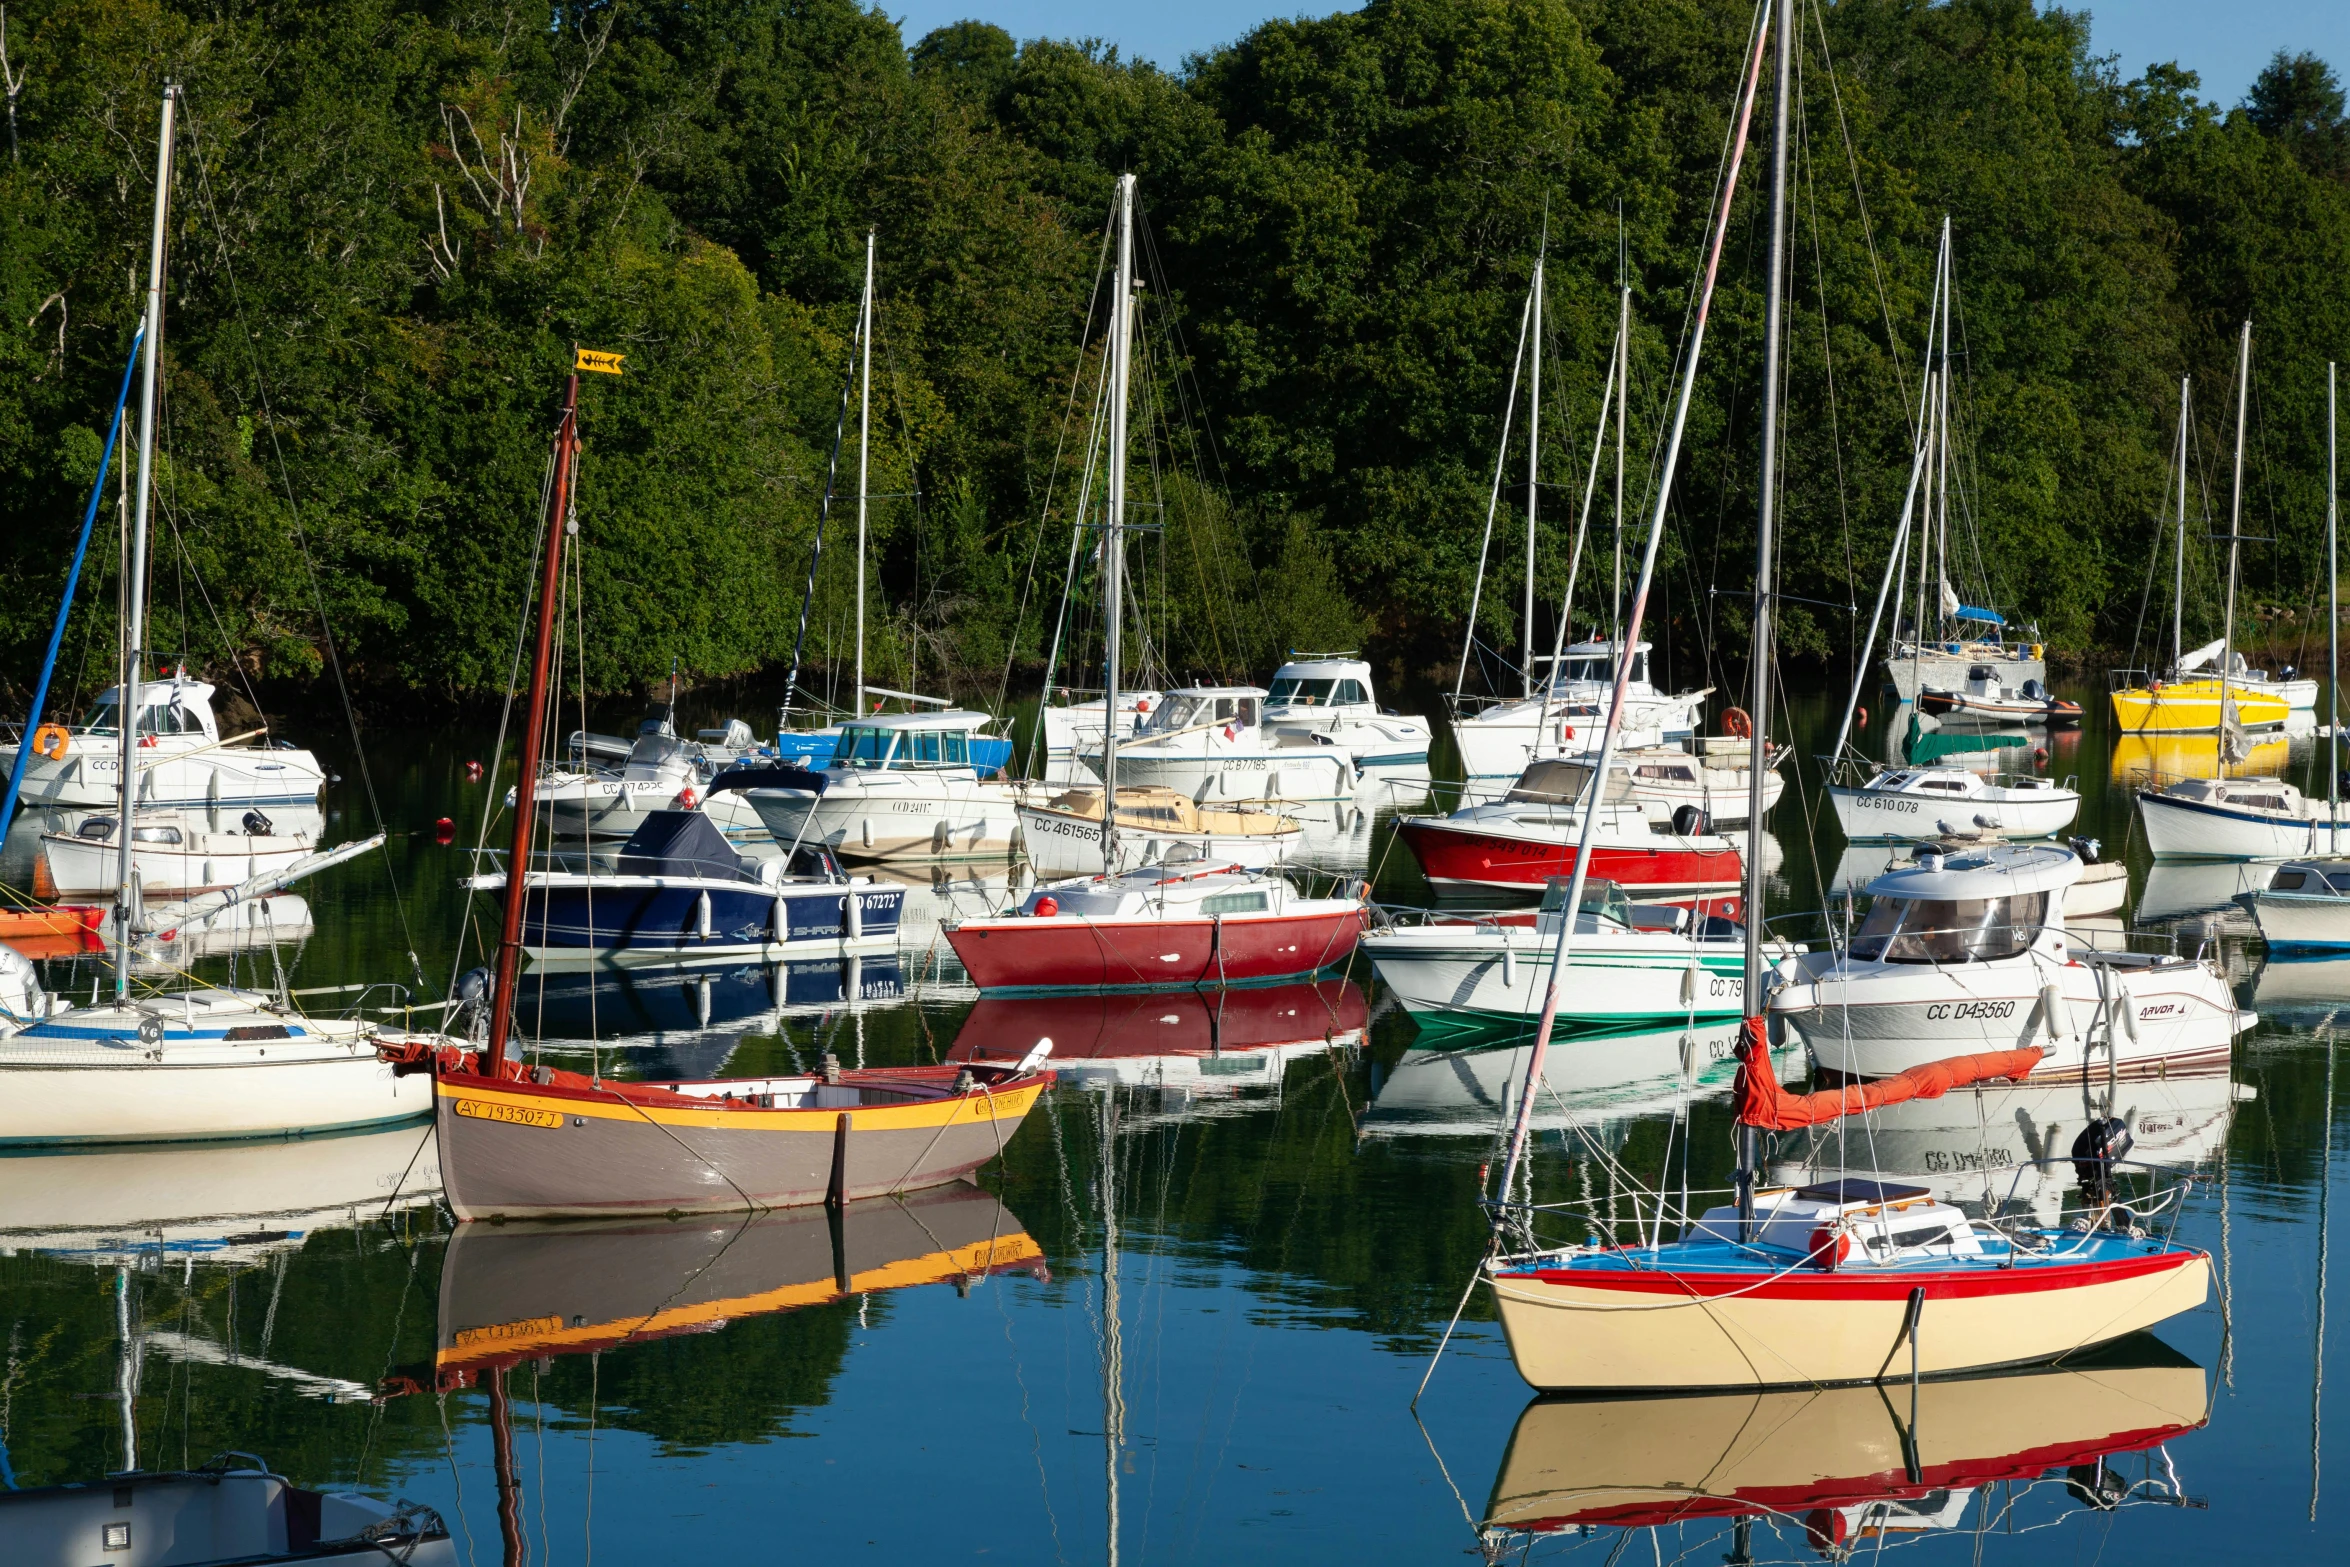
[518,879,905,955]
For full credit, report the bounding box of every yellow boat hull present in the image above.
[2110,679,2288,733]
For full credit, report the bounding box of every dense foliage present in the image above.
[3,0,2347,713]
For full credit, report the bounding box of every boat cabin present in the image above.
[2155,777,2300,816]
[81,676,223,741]
[1847,842,2080,964]
[1504,758,1639,806]
[1537,640,1657,694]
[1264,656,1379,715]
[1131,686,1265,738]
[827,709,1000,772]
[2267,859,2350,895]
[1691,1178,1985,1265]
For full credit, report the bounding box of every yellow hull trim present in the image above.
[435,1076,1045,1134]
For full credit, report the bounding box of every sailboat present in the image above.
[2112,376,2295,732]
[2139,325,2350,858]
[1473,7,2209,1394]
[0,86,433,1147]
[945,177,1367,994]
[376,348,1049,1221]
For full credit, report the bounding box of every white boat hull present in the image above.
[1362,926,1753,1029]
[536,774,767,840]
[2139,788,2350,860]
[1828,782,2078,841]
[40,828,317,899]
[0,1030,432,1145]
[1097,744,1357,803]
[747,778,1022,862]
[2243,888,2350,950]
[0,740,325,811]
[1014,804,1297,876]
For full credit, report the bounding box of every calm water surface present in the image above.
[1,679,2345,1563]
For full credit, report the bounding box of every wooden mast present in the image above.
[484,365,583,1076]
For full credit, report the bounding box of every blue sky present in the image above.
[887,2,2350,106]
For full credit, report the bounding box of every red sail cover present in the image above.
[1734,1017,2042,1131]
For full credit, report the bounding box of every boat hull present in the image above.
[1488,1248,2209,1391]
[2138,788,2350,860]
[0,1047,430,1146]
[1097,746,1357,803]
[943,907,1366,991]
[40,829,316,899]
[514,878,904,958]
[0,741,325,810]
[2243,889,2350,951]
[1827,783,2078,842]
[1885,652,2044,703]
[1362,927,1750,1029]
[1395,818,1742,894]
[538,778,768,840]
[746,781,1022,861]
[428,1070,1044,1221]
[2110,679,2291,732]
[1015,804,1297,876]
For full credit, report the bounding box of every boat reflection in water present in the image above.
[1482,1341,2208,1557]
[2136,861,2272,934]
[1361,1019,1805,1137]
[1766,1068,2245,1224]
[513,954,903,1057]
[2250,952,2350,1023]
[0,1119,440,1266]
[420,1182,1042,1392]
[946,978,1366,1095]
[2111,731,2289,787]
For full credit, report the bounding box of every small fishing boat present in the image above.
[742,709,1021,860]
[1260,653,1432,773]
[2239,857,2350,950]
[1394,757,1745,895]
[1916,665,2081,725]
[1089,683,1358,803]
[0,673,325,813]
[1015,783,1301,875]
[1771,842,2250,1080]
[1363,877,1791,1034]
[943,858,1366,992]
[1482,1347,2209,1545]
[1827,764,2078,842]
[38,808,317,898]
[463,807,901,962]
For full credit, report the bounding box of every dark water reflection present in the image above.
[0,680,2344,1563]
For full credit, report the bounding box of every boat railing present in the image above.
[287,979,413,1020]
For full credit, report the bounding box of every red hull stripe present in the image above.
[1509,1418,2203,1533]
[1399,822,1743,890]
[946,909,1365,990]
[1515,1247,2196,1300]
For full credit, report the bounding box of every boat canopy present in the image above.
[1860,842,2082,902]
[1535,640,1652,689]
[84,678,221,740]
[1505,758,1637,805]
[1954,605,2005,625]
[830,709,996,770]
[614,810,758,883]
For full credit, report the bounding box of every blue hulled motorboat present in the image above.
[469,809,904,963]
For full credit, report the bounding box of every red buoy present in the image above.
[1856,705,1869,730]
[1034,895,1060,918]
[464,760,484,779]
[1807,1228,1851,1271]
[676,786,700,810]
[434,817,455,844]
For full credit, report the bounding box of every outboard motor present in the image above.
[242,809,275,837]
[1670,804,1709,837]
[454,965,495,1046]
[2067,835,2102,865]
[2070,1116,2134,1210]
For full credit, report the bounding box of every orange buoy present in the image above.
[1723,706,1753,739]
[1856,705,1868,730]
[31,723,70,760]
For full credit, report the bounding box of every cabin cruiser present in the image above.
[1259,655,1431,774]
[1394,757,1744,895]
[0,675,324,813]
[2237,856,2350,950]
[2137,775,2350,859]
[1770,842,2252,1080]
[1827,764,2079,842]
[1091,685,1357,802]
[1448,640,1705,789]
[744,709,1020,861]
[1363,876,1798,1033]
[1916,664,2081,725]
[464,809,902,963]
[533,706,767,840]
[39,808,318,898]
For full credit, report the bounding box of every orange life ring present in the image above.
[1723,706,1753,740]
[31,723,70,760]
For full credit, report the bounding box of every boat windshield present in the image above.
[2272,866,2350,894]
[1848,892,2049,963]
[86,696,202,738]
[895,729,970,767]
[835,726,898,768]
[1537,877,1634,929]
[1546,650,1646,687]
[623,731,687,773]
[1268,677,1368,706]
[1137,694,1257,735]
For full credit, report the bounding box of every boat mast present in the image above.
[2221,321,2251,775]
[115,83,176,1002]
[1934,219,1952,630]
[1523,226,1546,699]
[2172,377,2191,678]
[1102,174,1135,872]
[1534,318,1624,751]
[2331,362,2339,849]
[484,365,583,1075]
[1454,287,1534,699]
[854,230,875,717]
[1738,0,1794,1229]
[1490,8,1774,1229]
[1613,276,1628,649]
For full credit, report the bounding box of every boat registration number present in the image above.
[453,1316,563,1348]
[451,1097,564,1130]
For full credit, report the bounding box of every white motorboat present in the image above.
[1616,738,1785,826]
[1770,842,2252,1080]
[1449,640,1704,788]
[1827,764,2078,841]
[0,673,324,812]
[530,709,766,840]
[2238,856,2350,950]
[743,711,1021,862]
[2138,774,2350,859]
[1363,877,1797,1033]
[1915,663,2082,725]
[39,809,317,898]
[1015,784,1301,875]
[1039,689,1160,782]
[1260,654,1432,773]
[1090,684,1357,802]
